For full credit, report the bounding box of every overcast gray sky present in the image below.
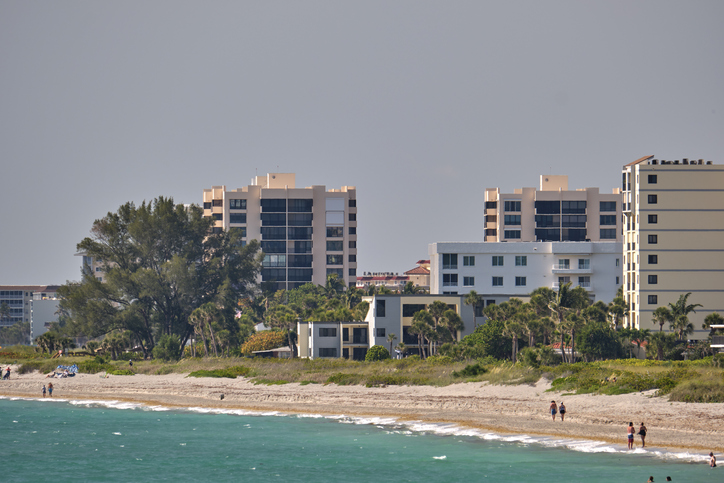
[1,1,722,285]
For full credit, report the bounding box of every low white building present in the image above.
[30,296,60,342]
[429,241,623,304]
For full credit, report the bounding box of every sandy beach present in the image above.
[2,365,723,455]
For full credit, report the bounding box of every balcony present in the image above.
[552,282,592,291]
[551,265,592,274]
[711,335,724,348]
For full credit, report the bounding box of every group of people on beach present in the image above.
[41,383,53,397]
[627,421,647,449]
[549,400,566,421]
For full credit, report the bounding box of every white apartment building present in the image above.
[622,155,724,338]
[429,242,622,305]
[0,285,59,328]
[484,175,622,243]
[203,173,357,291]
[297,294,476,360]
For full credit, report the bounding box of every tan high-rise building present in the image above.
[622,156,723,338]
[484,175,622,243]
[203,174,357,291]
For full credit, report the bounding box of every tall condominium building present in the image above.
[0,285,59,328]
[203,173,357,291]
[622,156,723,338]
[484,175,622,243]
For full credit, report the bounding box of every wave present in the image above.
[0,395,710,463]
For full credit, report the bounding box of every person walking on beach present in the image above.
[638,422,647,448]
[549,400,558,421]
[710,452,717,467]
[3,366,10,379]
[627,422,635,449]
[559,402,566,421]
[48,382,53,397]
[42,385,46,397]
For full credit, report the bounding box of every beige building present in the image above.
[203,173,357,291]
[622,156,723,338]
[484,175,622,243]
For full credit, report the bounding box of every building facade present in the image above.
[484,175,622,243]
[429,242,622,305]
[203,173,357,291]
[622,156,724,338]
[0,285,59,328]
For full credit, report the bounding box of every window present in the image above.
[349,199,356,207]
[288,213,313,226]
[535,228,561,241]
[319,348,337,357]
[562,201,586,214]
[600,215,616,226]
[376,328,385,337]
[442,254,458,269]
[349,213,356,221]
[616,258,620,266]
[319,327,337,337]
[463,276,475,286]
[349,268,356,277]
[349,240,356,249]
[504,214,521,225]
[558,259,570,269]
[443,274,458,286]
[648,214,658,224]
[229,199,246,209]
[463,256,475,266]
[203,202,211,210]
[578,276,591,288]
[327,241,343,251]
[376,300,385,317]
[492,277,503,286]
[263,254,286,267]
[348,254,356,263]
[504,200,521,212]
[212,213,222,221]
[504,230,521,239]
[578,259,590,269]
[326,268,344,278]
[230,213,247,224]
[515,277,526,286]
[492,256,504,266]
[648,254,658,264]
[616,276,620,284]
[535,200,561,214]
[327,255,343,265]
[515,256,527,266]
[327,227,344,238]
[648,174,657,184]
[648,295,658,304]
[288,227,312,240]
[485,201,497,209]
[600,229,616,239]
[261,199,286,212]
[349,227,356,235]
[212,199,223,207]
[648,235,658,244]
[403,304,426,317]
[600,201,617,212]
[648,194,658,204]
[288,199,313,212]
[648,275,658,284]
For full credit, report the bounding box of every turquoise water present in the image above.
[1,397,717,482]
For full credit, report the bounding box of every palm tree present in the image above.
[464,290,483,328]
[440,309,465,342]
[410,310,434,359]
[607,286,629,329]
[667,293,702,340]
[387,333,397,355]
[703,313,724,333]
[651,306,672,332]
[503,318,524,362]
[394,342,407,358]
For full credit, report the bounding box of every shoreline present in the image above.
[1,368,723,457]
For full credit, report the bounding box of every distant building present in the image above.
[76,252,106,282]
[297,294,477,360]
[0,285,59,328]
[203,173,357,291]
[483,175,622,243]
[429,241,622,304]
[30,295,60,342]
[404,260,431,290]
[355,272,408,292]
[622,155,724,338]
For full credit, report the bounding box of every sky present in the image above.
[1,1,723,285]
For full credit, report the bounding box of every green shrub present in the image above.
[426,355,453,365]
[188,366,253,378]
[365,374,409,387]
[452,362,488,378]
[326,372,362,385]
[365,345,390,362]
[152,335,182,361]
[108,369,135,376]
[77,360,114,374]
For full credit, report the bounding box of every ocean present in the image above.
[0,397,717,482]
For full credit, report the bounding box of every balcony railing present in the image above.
[711,335,724,347]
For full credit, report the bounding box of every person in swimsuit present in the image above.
[627,422,635,449]
[559,402,566,421]
[42,385,46,397]
[638,422,647,448]
[48,382,53,397]
[549,400,557,421]
[710,452,717,468]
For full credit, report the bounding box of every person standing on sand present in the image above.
[710,452,717,467]
[48,382,53,397]
[549,400,557,421]
[42,385,46,397]
[627,422,635,449]
[638,422,647,448]
[559,402,566,421]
